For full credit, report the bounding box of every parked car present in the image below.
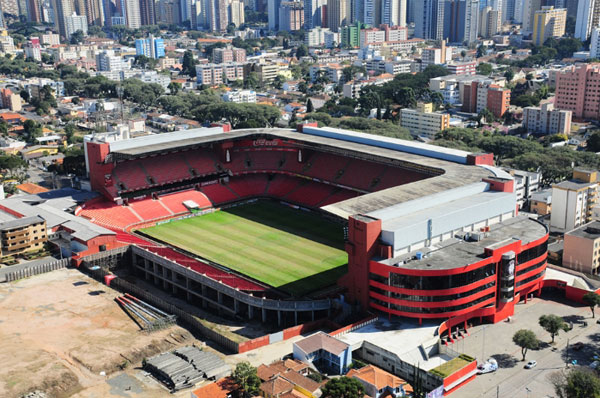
[525,360,537,369]
[590,361,599,370]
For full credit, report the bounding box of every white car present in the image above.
[590,361,599,370]
[525,360,537,369]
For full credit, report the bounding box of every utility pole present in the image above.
[496,385,499,398]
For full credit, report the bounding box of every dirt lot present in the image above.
[0,268,196,398]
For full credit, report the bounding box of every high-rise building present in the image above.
[1,0,19,16]
[53,0,75,38]
[268,0,281,29]
[157,0,181,24]
[27,0,42,22]
[96,50,131,71]
[555,64,600,120]
[575,0,595,41]
[532,6,566,46]
[414,0,445,39]
[522,100,572,135]
[279,1,304,30]
[304,0,324,28]
[180,0,192,22]
[135,35,165,59]
[479,6,499,37]
[501,0,514,22]
[139,0,155,25]
[66,12,88,37]
[551,169,598,232]
[327,0,349,31]
[444,0,479,44]
[352,0,363,23]
[591,27,600,58]
[340,21,365,46]
[521,0,542,33]
[229,0,244,26]
[124,0,141,27]
[85,0,105,25]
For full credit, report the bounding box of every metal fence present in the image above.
[4,258,70,282]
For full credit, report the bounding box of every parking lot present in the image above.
[454,293,599,398]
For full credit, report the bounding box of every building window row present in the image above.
[516,270,546,288]
[370,281,496,302]
[372,292,496,314]
[516,259,546,277]
[517,241,548,264]
[387,263,497,291]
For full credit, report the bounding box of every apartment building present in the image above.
[462,81,510,117]
[0,216,47,257]
[399,102,450,139]
[222,89,256,103]
[1,88,21,112]
[551,169,599,232]
[195,63,244,85]
[446,60,477,75]
[555,64,600,120]
[532,6,567,46]
[563,221,600,274]
[522,100,572,135]
[213,47,246,64]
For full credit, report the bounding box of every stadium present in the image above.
[79,124,548,333]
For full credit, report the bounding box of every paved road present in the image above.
[455,295,597,398]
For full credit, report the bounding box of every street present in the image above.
[454,294,598,398]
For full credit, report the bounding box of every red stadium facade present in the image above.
[83,127,548,337]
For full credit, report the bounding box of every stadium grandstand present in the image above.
[81,124,548,335]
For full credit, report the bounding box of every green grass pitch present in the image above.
[140,201,348,296]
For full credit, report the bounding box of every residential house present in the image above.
[293,332,352,375]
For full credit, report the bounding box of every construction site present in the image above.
[0,268,206,398]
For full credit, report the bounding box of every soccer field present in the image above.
[140,201,348,296]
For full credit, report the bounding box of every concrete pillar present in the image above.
[234,299,239,314]
[186,278,191,301]
[162,267,168,289]
[311,310,315,322]
[249,305,254,320]
[294,311,298,325]
[217,291,223,305]
[201,284,208,308]
[153,261,159,285]
[278,310,282,327]
[262,308,267,323]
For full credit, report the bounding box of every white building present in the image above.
[305,27,330,47]
[135,71,171,90]
[41,33,60,46]
[522,101,572,135]
[591,27,600,59]
[95,50,132,71]
[223,89,257,103]
[399,102,450,139]
[575,0,595,41]
[65,13,88,38]
[505,169,542,209]
[551,169,599,232]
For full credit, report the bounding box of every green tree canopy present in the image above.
[513,329,539,361]
[321,377,365,398]
[232,361,260,398]
[551,369,600,398]
[583,292,600,318]
[476,63,493,75]
[539,314,569,343]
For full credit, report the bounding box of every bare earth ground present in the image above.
[0,268,198,398]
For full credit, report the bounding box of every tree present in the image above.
[182,50,197,77]
[307,99,314,113]
[167,81,182,95]
[551,369,600,398]
[583,292,600,318]
[476,45,487,58]
[69,30,85,45]
[296,44,308,58]
[64,123,76,144]
[588,131,600,153]
[476,62,493,75]
[504,68,515,82]
[513,329,539,361]
[321,377,365,398]
[539,314,569,343]
[23,119,42,144]
[19,89,29,103]
[232,361,260,398]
